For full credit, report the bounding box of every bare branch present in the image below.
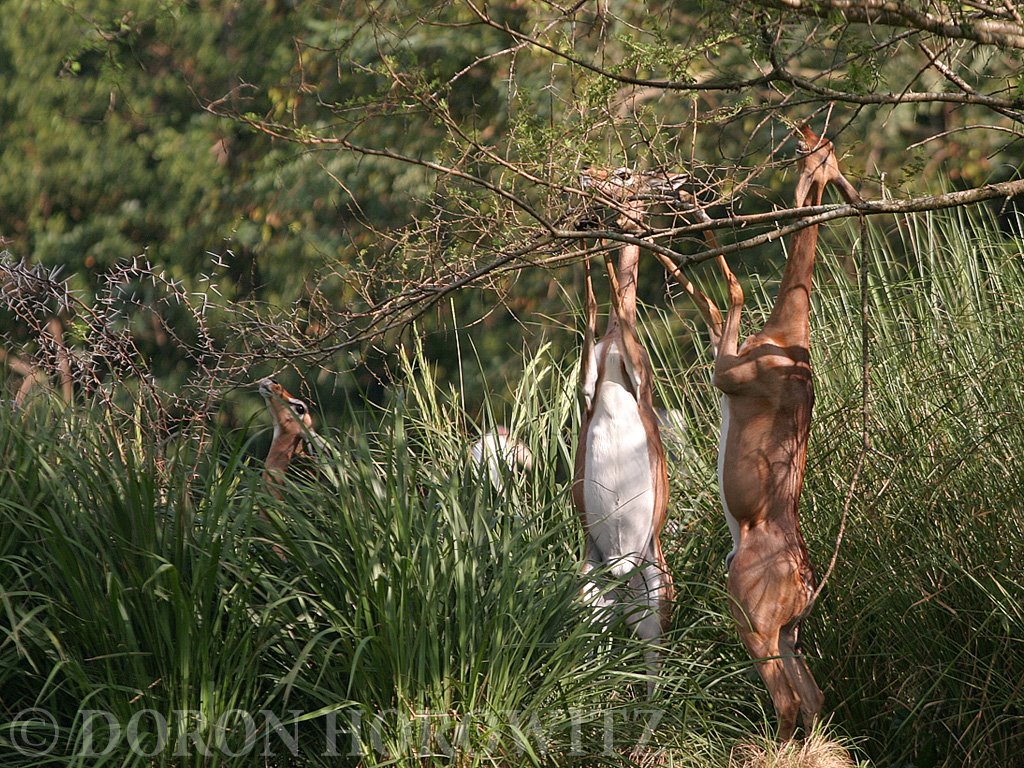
[771,65,1024,115]
[252,174,1024,358]
[461,0,778,93]
[919,41,1024,123]
[748,0,1024,49]
[664,178,1024,265]
[459,0,1024,114]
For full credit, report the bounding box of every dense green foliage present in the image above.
[2,209,1022,766]
[3,1,1021,421]
[0,0,555,403]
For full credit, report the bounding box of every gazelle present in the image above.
[573,167,682,695]
[258,377,318,491]
[657,127,861,739]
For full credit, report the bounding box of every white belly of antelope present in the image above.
[584,349,655,579]
[718,395,741,566]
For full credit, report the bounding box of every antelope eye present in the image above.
[290,401,307,416]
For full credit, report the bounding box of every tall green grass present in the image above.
[650,205,1024,767]
[0,403,296,766]
[1,206,1021,766]
[807,209,1024,767]
[0,344,751,767]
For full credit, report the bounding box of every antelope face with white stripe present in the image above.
[580,167,691,234]
[258,377,316,486]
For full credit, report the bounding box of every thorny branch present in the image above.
[16,82,1017,373]
[0,255,227,442]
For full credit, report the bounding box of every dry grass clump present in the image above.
[729,734,857,768]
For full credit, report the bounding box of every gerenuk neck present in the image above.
[763,181,825,347]
[604,241,640,336]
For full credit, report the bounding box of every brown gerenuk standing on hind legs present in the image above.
[657,126,862,740]
[573,168,686,697]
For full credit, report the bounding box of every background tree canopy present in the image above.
[1,0,1022,425]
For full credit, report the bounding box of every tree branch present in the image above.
[462,0,1024,113]
[461,0,778,93]
[749,0,1024,49]
[266,176,1024,356]
[771,65,1024,115]
[665,177,1024,265]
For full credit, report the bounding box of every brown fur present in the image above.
[662,128,862,739]
[258,378,315,493]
